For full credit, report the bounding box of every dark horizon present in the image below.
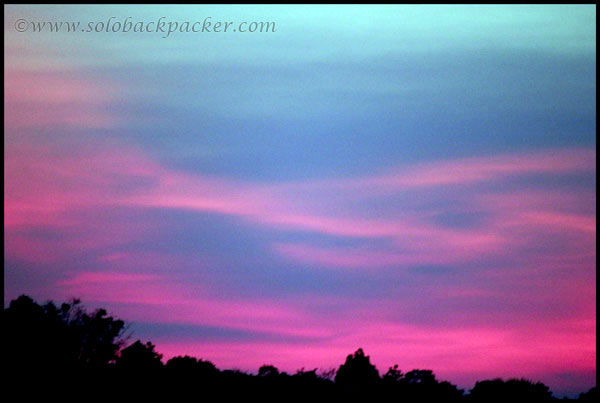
[3,293,596,399]
[3,294,596,401]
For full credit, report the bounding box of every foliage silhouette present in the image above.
[258,364,280,377]
[2,295,594,401]
[115,340,163,371]
[383,364,404,384]
[578,386,597,401]
[166,355,218,377]
[3,294,125,373]
[335,347,380,389]
[468,378,553,402]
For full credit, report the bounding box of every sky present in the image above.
[3,4,596,397]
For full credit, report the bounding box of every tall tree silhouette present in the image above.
[3,294,125,373]
[335,347,380,390]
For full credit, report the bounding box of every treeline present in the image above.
[2,295,596,401]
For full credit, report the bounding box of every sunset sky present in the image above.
[4,5,596,397]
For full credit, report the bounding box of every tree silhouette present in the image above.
[335,347,380,390]
[166,355,218,376]
[579,386,597,401]
[292,368,335,397]
[165,355,200,372]
[383,364,404,384]
[115,340,163,371]
[437,380,465,402]
[400,369,463,402]
[381,364,405,397]
[404,369,437,385]
[468,378,552,402]
[258,364,280,377]
[164,355,219,394]
[3,294,125,373]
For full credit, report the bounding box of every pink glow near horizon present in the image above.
[152,316,595,388]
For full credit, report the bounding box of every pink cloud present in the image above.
[5,139,595,280]
[271,220,509,268]
[344,148,595,190]
[505,211,595,233]
[59,271,163,286]
[4,70,119,129]
[54,270,329,340]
